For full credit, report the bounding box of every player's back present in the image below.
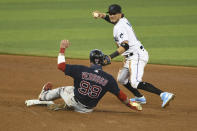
[64,64,120,108]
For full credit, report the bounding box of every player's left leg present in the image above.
[132,60,175,108]
[38,82,63,101]
[137,80,175,108]
[59,86,93,113]
[131,60,162,93]
[45,86,75,111]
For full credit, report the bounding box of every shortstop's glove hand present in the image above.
[102,55,111,66]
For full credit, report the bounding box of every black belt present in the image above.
[125,46,144,58]
[125,53,133,58]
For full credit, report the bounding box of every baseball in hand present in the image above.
[93,12,99,17]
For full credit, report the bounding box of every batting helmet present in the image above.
[89,49,104,65]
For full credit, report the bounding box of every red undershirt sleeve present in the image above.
[117,90,127,102]
[57,62,66,72]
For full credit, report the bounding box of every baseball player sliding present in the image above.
[27,40,142,113]
[92,4,175,108]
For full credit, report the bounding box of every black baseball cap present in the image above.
[107,4,122,15]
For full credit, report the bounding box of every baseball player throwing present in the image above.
[92,4,175,108]
[37,40,142,113]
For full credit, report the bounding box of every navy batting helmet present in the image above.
[89,49,104,65]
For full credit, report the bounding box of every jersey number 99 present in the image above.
[78,80,102,98]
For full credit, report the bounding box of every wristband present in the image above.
[60,48,65,54]
[109,51,119,59]
[58,55,65,64]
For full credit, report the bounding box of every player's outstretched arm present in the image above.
[59,40,70,55]
[57,40,70,72]
[109,41,129,59]
[117,90,142,111]
[92,11,106,19]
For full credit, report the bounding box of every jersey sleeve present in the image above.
[64,64,81,78]
[116,26,129,44]
[107,77,120,95]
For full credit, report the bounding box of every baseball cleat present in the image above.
[130,96,146,104]
[38,82,53,100]
[161,92,175,108]
[129,101,142,111]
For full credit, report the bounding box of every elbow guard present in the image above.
[120,43,129,51]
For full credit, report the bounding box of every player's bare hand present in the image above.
[92,11,106,19]
[60,40,70,49]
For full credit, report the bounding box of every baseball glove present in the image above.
[102,55,111,66]
[47,103,74,111]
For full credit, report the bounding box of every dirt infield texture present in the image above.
[0,55,197,131]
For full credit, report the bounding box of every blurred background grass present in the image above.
[0,0,197,66]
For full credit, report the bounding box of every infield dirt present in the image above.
[0,55,196,131]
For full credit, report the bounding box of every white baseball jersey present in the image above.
[113,17,143,56]
[114,17,149,88]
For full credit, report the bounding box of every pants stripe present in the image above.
[136,53,140,83]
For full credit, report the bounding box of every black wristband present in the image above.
[104,15,110,21]
[104,15,115,24]
[109,51,119,59]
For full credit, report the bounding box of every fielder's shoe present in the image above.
[38,82,53,100]
[161,92,175,108]
[130,96,146,104]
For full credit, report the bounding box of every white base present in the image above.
[25,99,54,107]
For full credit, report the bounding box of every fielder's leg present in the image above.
[130,60,175,108]
[128,52,160,95]
[127,59,147,103]
[132,60,165,97]
[137,82,175,108]
[117,67,143,98]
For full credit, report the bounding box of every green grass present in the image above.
[0,0,197,66]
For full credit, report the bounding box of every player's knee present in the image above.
[117,76,128,85]
[64,86,74,94]
[130,80,139,89]
[117,68,129,85]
